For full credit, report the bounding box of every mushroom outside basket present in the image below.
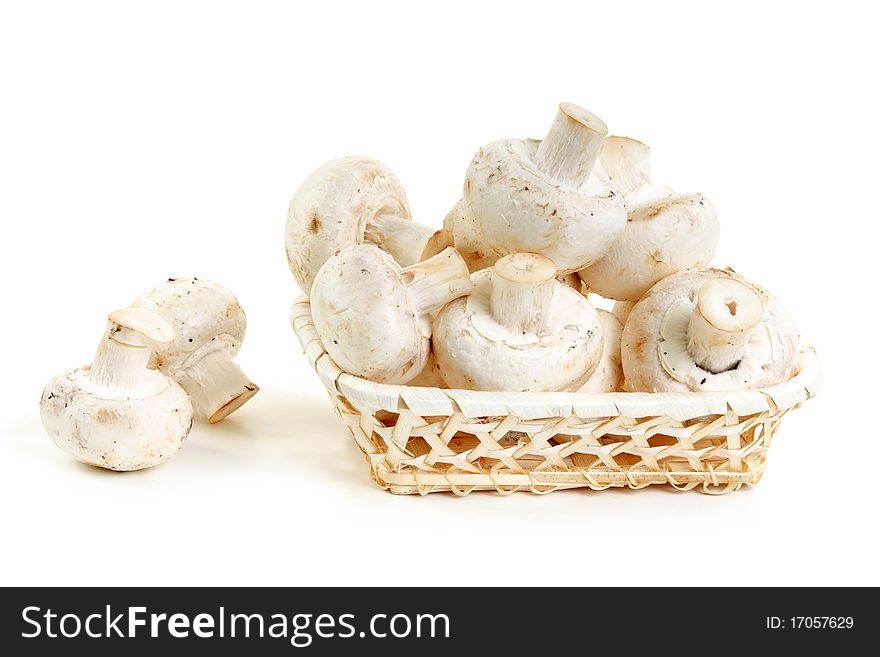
[291,298,821,495]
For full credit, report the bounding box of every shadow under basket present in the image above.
[291,298,821,496]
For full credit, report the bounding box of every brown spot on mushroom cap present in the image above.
[308,212,321,235]
[95,408,117,424]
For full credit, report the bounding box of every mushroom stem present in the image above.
[490,253,557,335]
[365,214,451,267]
[687,278,764,374]
[176,346,259,424]
[533,102,608,188]
[89,308,174,389]
[599,136,652,195]
[401,247,472,315]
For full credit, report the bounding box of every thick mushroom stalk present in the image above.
[534,102,608,188]
[687,278,764,374]
[489,253,557,336]
[90,308,174,389]
[364,215,451,268]
[175,346,259,424]
[402,247,473,315]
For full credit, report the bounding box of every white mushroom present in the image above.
[442,198,501,273]
[578,310,623,393]
[287,157,450,293]
[310,244,472,384]
[463,103,627,273]
[433,253,603,391]
[40,308,193,471]
[131,278,257,423]
[621,269,800,392]
[579,136,720,301]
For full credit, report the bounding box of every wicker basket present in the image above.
[291,298,821,495]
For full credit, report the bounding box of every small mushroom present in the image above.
[579,136,720,301]
[40,308,193,471]
[578,310,623,393]
[287,156,450,293]
[433,253,603,391]
[463,103,627,273]
[621,269,800,392]
[310,244,472,384]
[131,278,258,423]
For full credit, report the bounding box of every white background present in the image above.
[1,0,877,587]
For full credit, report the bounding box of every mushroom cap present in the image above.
[310,243,427,384]
[131,278,246,375]
[578,309,623,393]
[579,136,720,301]
[433,270,603,391]
[621,268,800,392]
[464,138,627,273]
[287,157,411,293]
[442,198,501,273]
[40,367,193,471]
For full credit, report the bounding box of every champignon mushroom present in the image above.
[39,308,193,471]
[433,253,603,391]
[578,310,623,393]
[463,103,627,274]
[287,156,450,293]
[310,244,472,384]
[130,278,258,423]
[621,268,800,392]
[578,136,720,301]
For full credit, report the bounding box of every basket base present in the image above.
[375,462,765,496]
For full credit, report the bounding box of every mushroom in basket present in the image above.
[309,244,472,384]
[622,269,800,392]
[286,157,450,293]
[433,253,603,392]
[579,136,720,302]
[455,103,627,274]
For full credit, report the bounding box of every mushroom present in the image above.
[310,244,472,384]
[130,278,258,423]
[621,269,800,392]
[578,136,720,301]
[433,253,603,391]
[442,198,501,273]
[578,310,623,393]
[463,103,627,274]
[287,156,450,293]
[39,308,193,471]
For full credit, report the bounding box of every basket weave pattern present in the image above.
[292,299,820,495]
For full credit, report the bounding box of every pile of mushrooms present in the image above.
[291,102,801,394]
[40,278,258,471]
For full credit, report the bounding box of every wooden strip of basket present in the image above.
[290,298,821,495]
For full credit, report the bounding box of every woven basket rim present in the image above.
[291,297,821,419]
